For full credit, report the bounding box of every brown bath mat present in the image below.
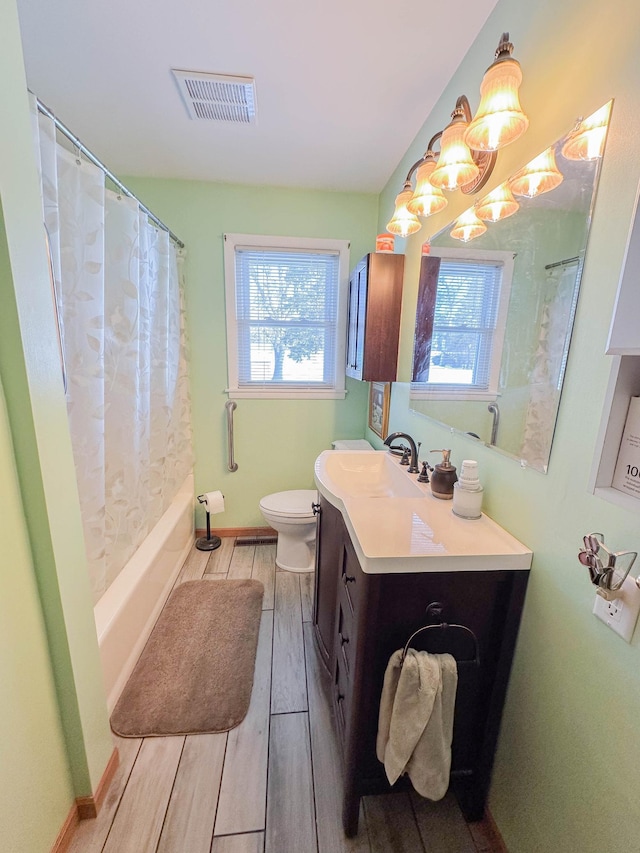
[111,579,264,737]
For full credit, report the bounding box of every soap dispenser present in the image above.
[429,449,457,500]
[452,459,484,519]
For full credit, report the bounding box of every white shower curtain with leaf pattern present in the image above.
[30,96,192,604]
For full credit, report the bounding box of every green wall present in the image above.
[0,362,73,852]
[376,0,640,850]
[1,0,114,847]
[124,177,377,528]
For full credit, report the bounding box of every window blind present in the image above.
[235,247,341,388]
[425,259,504,392]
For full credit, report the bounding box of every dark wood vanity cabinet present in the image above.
[312,495,530,837]
[345,252,404,382]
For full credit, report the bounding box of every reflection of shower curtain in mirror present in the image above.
[30,96,192,603]
[520,260,580,470]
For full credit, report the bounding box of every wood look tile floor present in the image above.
[69,540,504,853]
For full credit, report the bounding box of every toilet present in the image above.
[259,489,318,573]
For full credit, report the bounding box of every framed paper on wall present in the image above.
[369,382,390,439]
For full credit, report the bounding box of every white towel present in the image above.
[376,648,458,801]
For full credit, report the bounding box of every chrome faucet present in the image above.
[383,432,419,474]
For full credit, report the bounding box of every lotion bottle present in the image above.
[452,459,483,519]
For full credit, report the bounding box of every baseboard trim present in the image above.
[196,526,275,538]
[468,807,509,852]
[51,747,120,851]
[76,747,120,819]
[50,805,79,853]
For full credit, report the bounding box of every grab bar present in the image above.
[225,400,239,472]
[487,403,500,446]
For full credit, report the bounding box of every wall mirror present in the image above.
[410,102,612,473]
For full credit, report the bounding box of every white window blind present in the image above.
[224,234,349,398]
[411,249,513,401]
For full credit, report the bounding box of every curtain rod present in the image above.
[544,256,580,270]
[35,97,185,249]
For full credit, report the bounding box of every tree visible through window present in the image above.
[224,235,350,398]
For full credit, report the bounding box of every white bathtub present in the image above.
[94,473,195,711]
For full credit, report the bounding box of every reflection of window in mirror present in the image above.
[411,247,514,401]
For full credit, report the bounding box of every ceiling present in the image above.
[16,0,499,194]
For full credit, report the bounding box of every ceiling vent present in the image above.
[171,70,256,124]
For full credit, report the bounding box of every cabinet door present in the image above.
[346,259,367,379]
[312,497,343,670]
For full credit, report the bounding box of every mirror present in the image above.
[410,103,611,472]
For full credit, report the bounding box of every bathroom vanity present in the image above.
[312,450,532,837]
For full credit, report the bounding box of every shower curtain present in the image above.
[520,260,580,470]
[30,97,192,604]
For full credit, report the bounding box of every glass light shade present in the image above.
[509,147,564,198]
[430,119,480,191]
[450,208,487,242]
[465,58,528,151]
[407,158,448,217]
[386,186,422,237]
[475,182,520,222]
[561,103,611,161]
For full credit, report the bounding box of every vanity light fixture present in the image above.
[464,33,529,152]
[450,207,488,242]
[475,181,520,222]
[406,151,448,218]
[386,180,422,237]
[509,147,564,198]
[429,101,482,191]
[386,33,527,237]
[561,103,611,161]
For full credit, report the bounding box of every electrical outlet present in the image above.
[593,575,640,642]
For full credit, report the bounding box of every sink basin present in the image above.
[314,450,423,499]
[314,449,533,574]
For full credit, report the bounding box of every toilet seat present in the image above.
[259,489,317,519]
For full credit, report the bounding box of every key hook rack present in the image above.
[578,532,637,600]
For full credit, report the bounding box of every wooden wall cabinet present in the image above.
[345,252,404,382]
[313,495,529,837]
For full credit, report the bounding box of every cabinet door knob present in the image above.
[343,574,356,585]
[339,632,349,646]
[312,502,321,516]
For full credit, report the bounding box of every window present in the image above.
[224,234,350,398]
[411,248,514,401]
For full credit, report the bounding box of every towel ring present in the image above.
[400,602,480,667]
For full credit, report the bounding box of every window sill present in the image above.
[227,388,347,400]
[410,389,498,403]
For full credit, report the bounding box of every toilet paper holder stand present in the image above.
[196,493,222,551]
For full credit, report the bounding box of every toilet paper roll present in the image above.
[199,490,225,514]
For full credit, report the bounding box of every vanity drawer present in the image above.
[340,536,361,614]
[334,653,351,742]
[336,596,355,677]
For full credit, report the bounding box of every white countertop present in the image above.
[314,450,532,574]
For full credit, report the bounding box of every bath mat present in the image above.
[110,579,264,737]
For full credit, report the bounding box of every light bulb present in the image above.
[431,115,479,191]
[509,147,563,198]
[465,34,528,152]
[407,157,448,217]
[561,103,611,161]
[386,183,422,237]
[476,182,519,222]
[450,208,487,242]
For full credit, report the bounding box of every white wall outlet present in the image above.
[593,575,640,642]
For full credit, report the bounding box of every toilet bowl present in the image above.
[259,489,317,573]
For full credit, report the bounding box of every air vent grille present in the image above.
[172,70,256,124]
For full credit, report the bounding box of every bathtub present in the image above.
[94,473,195,711]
